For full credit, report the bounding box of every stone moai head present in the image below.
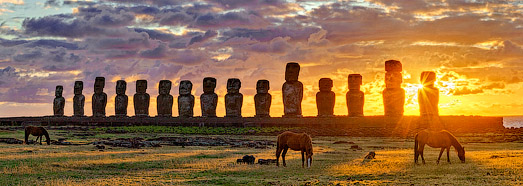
[203,77,217,93]
[55,85,63,97]
[159,80,172,95]
[74,81,83,95]
[420,71,436,87]
[116,80,126,95]
[256,80,270,94]
[179,80,192,95]
[385,72,403,86]
[285,62,300,82]
[348,74,362,90]
[385,60,402,72]
[319,78,333,92]
[94,77,105,94]
[136,80,147,93]
[227,78,241,94]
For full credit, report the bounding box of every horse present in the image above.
[24,126,50,145]
[276,131,313,168]
[414,129,465,164]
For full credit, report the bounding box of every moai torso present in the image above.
[418,71,439,117]
[53,85,65,116]
[178,80,194,117]
[254,80,271,117]
[115,80,128,117]
[225,78,243,117]
[73,81,85,116]
[92,77,107,117]
[200,77,218,117]
[157,80,173,117]
[134,80,149,117]
[282,62,303,117]
[316,78,335,117]
[383,60,405,117]
[346,74,364,117]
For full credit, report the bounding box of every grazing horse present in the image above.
[414,129,465,164]
[24,126,50,145]
[276,131,313,168]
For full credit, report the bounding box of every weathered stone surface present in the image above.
[134,80,149,117]
[225,78,243,117]
[316,78,335,117]
[200,77,218,117]
[73,81,85,116]
[53,85,65,116]
[385,60,402,72]
[157,80,173,117]
[92,77,107,117]
[255,80,271,117]
[383,60,405,117]
[178,80,194,117]
[347,74,364,117]
[418,71,439,117]
[115,80,128,117]
[283,62,303,117]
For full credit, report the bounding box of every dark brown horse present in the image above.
[24,126,50,145]
[276,131,313,168]
[414,129,465,164]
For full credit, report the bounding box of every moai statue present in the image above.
[225,78,243,117]
[53,85,65,116]
[200,77,218,117]
[382,60,405,117]
[254,80,271,117]
[157,80,173,117]
[282,62,303,117]
[115,80,128,117]
[316,78,335,117]
[92,77,107,117]
[73,81,85,117]
[346,74,364,117]
[418,71,439,117]
[133,80,149,117]
[178,80,194,117]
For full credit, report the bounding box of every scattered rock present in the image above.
[362,151,376,164]
[333,141,354,144]
[350,145,363,150]
[0,138,23,144]
[96,145,105,149]
[242,155,255,164]
[94,138,161,149]
[258,159,277,165]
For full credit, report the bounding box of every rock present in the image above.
[242,155,255,164]
[333,141,354,144]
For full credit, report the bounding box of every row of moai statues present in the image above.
[53,61,439,117]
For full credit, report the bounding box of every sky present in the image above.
[0,0,521,117]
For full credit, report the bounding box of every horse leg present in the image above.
[446,147,451,163]
[39,135,43,145]
[276,146,282,167]
[282,147,288,167]
[419,144,426,164]
[301,151,305,168]
[35,136,40,145]
[437,147,445,164]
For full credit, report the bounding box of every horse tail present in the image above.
[414,133,419,160]
[42,128,50,145]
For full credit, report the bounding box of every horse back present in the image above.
[278,131,311,151]
[417,129,452,148]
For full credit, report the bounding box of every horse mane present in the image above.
[442,130,462,150]
[42,127,50,143]
[301,133,313,152]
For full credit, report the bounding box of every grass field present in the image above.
[0,128,522,186]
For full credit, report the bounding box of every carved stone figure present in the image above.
[53,85,65,116]
[418,71,439,117]
[200,77,218,117]
[178,80,194,117]
[156,80,173,117]
[225,78,243,117]
[282,62,303,117]
[346,74,364,117]
[382,60,405,117]
[316,78,335,117]
[92,77,107,117]
[115,80,128,117]
[133,80,149,117]
[73,81,85,116]
[254,80,271,117]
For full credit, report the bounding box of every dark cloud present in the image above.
[188,30,217,45]
[193,11,269,29]
[22,15,104,38]
[221,27,320,42]
[140,44,168,59]
[134,28,177,42]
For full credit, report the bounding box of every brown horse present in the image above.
[24,126,50,145]
[414,129,465,164]
[276,131,313,168]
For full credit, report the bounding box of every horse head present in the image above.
[458,147,465,163]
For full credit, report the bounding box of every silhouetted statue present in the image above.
[201,77,218,117]
[316,78,335,117]
[347,74,364,117]
[92,77,107,117]
[134,80,149,117]
[157,80,173,117]
[418,71,439,117]
[115,80,128,117]
[73,81,85,116]
[225,78,243,117]
[53,85,65,116]
[383,60,405,117]
[178,80,194,117]
[254,80,271,117]
[282,62,303,117]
